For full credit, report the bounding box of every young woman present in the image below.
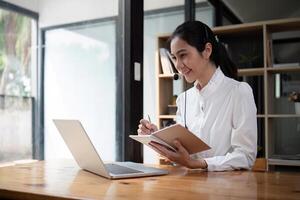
[138,21,257,171]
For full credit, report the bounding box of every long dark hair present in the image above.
[169,21,238,80]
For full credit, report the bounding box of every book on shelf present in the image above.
[130,124,211,154]
[159,48,177,75]
[166,50,178,74]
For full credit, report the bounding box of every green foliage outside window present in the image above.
[0,9,32,96]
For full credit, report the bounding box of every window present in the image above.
[0,7,37,163]
[43,19,117,161]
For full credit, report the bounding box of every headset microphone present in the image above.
[173,73,180,80]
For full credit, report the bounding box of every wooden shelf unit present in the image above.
[268,158,300,166]
[156,18,300,170]
[267,66,300,73]
[238,68,265,76]
[267,114,300,118]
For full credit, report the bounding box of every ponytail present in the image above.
[170,21,238,80]
[214,42,238,80]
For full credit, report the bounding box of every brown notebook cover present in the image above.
[130,124,210,154]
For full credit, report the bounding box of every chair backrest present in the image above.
[252,158,267,172]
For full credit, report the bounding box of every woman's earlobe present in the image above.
[204,43,212,59]
[202,49,209,60]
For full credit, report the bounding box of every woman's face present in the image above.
[170,36,211,83]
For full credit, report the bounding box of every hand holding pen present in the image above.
[137,115,158,135]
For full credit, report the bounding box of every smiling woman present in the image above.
[138,20,257,171]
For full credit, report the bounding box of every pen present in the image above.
[147,114,153,133]
[147,114,151,124]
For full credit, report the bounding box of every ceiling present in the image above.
[222,0,300,23]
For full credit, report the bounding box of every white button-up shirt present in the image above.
[176,67,257,171]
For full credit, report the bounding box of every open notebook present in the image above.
[130,124,210,154]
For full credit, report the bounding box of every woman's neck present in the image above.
[196,62,217,89]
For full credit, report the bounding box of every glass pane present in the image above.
[0,96,33,162]
[0,8,37,163]
[272,30,300,65]
[0,9,36,96]
[44,20,116,161]
[269,118,300,159]
[270,71,300,114]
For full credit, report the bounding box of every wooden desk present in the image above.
[0,160,299,200]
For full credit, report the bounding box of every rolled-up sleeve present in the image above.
[204,82,257,171]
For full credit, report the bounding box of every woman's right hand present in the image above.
[137,119,158,135]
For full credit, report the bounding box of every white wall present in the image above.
[144,0,207,11]
[5,0,202,25]
[144,0,183,11]
[3,0,117,28]
[3,0,39,12]
[5,0,192,27]
[40,0,206,28]
[38,0,118,27]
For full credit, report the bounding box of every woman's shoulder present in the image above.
[225,77,254,98]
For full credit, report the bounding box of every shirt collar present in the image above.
[194,67,225,98]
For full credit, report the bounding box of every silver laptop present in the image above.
[53,119,168,179]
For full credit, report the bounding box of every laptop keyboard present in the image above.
[105,163,142,174]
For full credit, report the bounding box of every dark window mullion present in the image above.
[185,0,195,21]
[116,0,144,162]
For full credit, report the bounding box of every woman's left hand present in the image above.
[149,140,207,169]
